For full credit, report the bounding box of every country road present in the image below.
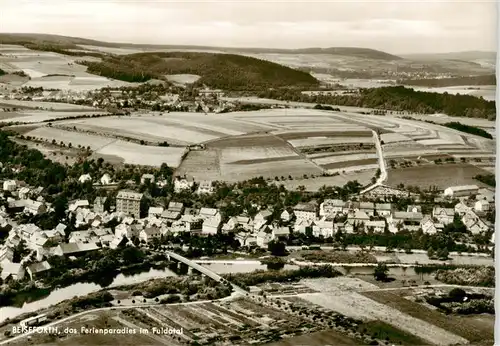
[360,130,387,194]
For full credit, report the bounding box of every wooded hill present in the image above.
[258,86,496,119]
[0,33,401,60]
[78,52,320,90]
[398,74,496,87]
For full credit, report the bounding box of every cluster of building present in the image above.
[0,172,494,283]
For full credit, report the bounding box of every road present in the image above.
[360,130,387,194]
[285,245,492,258]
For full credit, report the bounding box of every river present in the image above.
[0,262,434,323]
[0,267,176,323]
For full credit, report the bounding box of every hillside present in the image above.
[0,33,401,60]
[398,74,496,87]
[78,52,319,90]
[402,51,497,61]
[258,86,496,119]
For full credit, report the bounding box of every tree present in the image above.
[448,288,466,301]
[437,248,449,260]
[427,247,435,259]
[373,263,389,281]
[404,243,412,254]
[268,240,287,256]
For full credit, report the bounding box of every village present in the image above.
[0,169,495,283]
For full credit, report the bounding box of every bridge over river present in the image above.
[165,250,248,294]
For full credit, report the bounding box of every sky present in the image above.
[0,0,497,54]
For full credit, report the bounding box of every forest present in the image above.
[257,86,496,119]
[442,122,493,139]
[78,52,320,90]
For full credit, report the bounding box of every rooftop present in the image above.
[117,190,143,200]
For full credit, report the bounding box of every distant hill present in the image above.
[398,74,496,87]
[0,33,401,60]
[251,47,402,60]
[78,52,320,90]
[402,51,497,61]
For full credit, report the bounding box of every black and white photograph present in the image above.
[0,1,497,345]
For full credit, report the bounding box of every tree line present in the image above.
[257,86,496,119]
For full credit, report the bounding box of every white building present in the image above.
[141,174,155,184]
[148,207,164,218]
[365,220,386,233]
[444,185,479,198]
[253,210,272,230]
[78,174,92,184]
[196,181,214,195]
[256,231,272,248]
[173,175,195,193]
[202,217,221,235]
[100,174,112,185]
[199,208,221,221]
[293,203,317,222]
[319,199,345,217]
[374,203,392,217]
[116,190,143,219]
[359,202,375,216]
[3,180,16,192]
[280,209,293,222]
[474,200,490,213]
[139,227,161,243]
[1,261,25,281]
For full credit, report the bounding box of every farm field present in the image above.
[0,99,99,111]
[295,279,468,346]
[165,74,201,84]
[95,140,186,167]
[288,136,373,148]
[386,163,492,189]
[266,330,361,346]
[9,107,495,186]
[362,290,494,344]
[0,110,107,123]
[63,113,274,145]
[0,44,131,90]
[5,298,335,346]
[25,126,115,150]
[23,127,187,167]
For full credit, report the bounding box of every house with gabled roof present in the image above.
[374,203,392,217]
[202,217,221,235]
[280,209,294,222]
[148,206,164,218]
[1,261,25,280]
[256,231,272,248]
[253,210,272,230]
[53,242,100,257]
[139,226,161,243]
[26,261,51,280]
[432,207,455,225]
[359,202,375,216]
[272,226,290,240]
